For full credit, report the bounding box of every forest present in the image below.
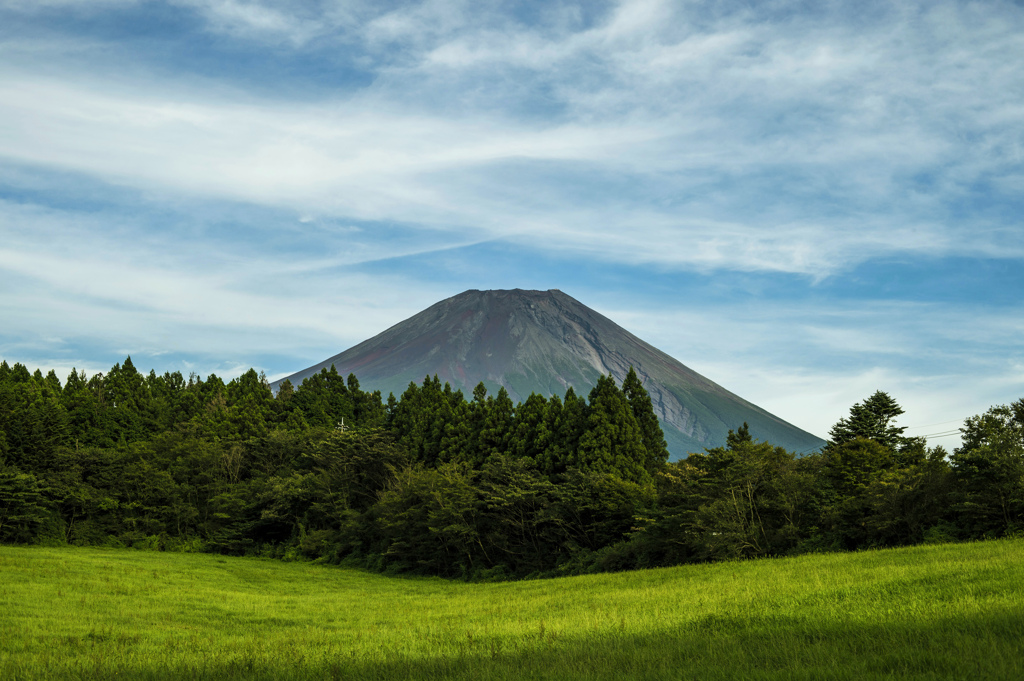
[1,357,1022,580]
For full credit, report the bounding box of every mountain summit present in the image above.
[272,289,824,457]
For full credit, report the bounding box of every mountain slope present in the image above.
[272,289,825,457]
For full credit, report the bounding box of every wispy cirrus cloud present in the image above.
[3,1,1021,273]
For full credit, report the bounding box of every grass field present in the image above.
[1,540,1022,680]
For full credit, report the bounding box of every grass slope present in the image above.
[1,541,1022,680]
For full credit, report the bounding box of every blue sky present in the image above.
[2,0,1023,447]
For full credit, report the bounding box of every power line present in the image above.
[920,429,960,439]
[904,419,963,431]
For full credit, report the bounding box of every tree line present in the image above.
[1,357,1022,579]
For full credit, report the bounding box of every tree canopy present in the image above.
[827,390,910,451]
[0,357,1020,580]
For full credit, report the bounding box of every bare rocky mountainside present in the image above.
[272,289,825,457]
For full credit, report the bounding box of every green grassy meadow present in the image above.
[1,541,1022,680]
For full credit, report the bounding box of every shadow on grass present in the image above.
[5,608,1022,681]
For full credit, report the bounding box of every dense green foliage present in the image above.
[1,359,1023,579]
[2,540,1023,680]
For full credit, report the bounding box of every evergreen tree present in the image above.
[104,357,150,443]
[478,387,515,461]
[290,366,355,430]
[347,373,385,429]
[272,379,296,427]
[143,370,174,428]
[62,368,87,395]
[537,389,588,478]
[534,394,565,477]
[284,407,311,431]
[388,376,462,465]
[189,374,235,440]
[510,393,550,460]
[573,375,650,484]
[384,392,399,429]
[386,381,420,441]
[418,377,452,464]
[322,365,354,427]
[0,465,54,543]
[62,368,109,448]
[276,379,295,403]
[446,382,490,466]
[727,422,752,448]
[227,369,274,439]
[43,369,62,395]
[621,367,670,472]
[174,373,204,426]
[2,376,69,470]
[9,363,31,383]
[827,391,910,452]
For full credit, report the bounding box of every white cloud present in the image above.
[1,1,1022,277]
[181,0,310,40]
[0,199,457,372]
[604,297,1024,449]
[168,0,377,46]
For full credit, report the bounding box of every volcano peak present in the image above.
[273,289,824,457]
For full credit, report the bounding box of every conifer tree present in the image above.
[0,466,52,543]
[534,394,565,476]
[827,391,909,452]
[284,406,310,431]
[190,374,236,440]
[347,373,385,429]
[291,366,355,430]
[478,386,515,461]
[227,369,274,439]
[727,422,752,448]
[574,375,650,484]
[621,367,670,472]
[386,381,419,438]
[3,376,68,469]
[510,393,549,460]
[62,368,107,448]
[447,382,491,466]
[546,388,589,476]
[323,365,354,426]
[9,363,31,383]
[43,370,62,395]
[104,357,150,443]
[419,377,451,464]
[276,379,295,403]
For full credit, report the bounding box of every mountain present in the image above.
[271,289,825,458]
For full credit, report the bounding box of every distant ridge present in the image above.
[272,289,825,457]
